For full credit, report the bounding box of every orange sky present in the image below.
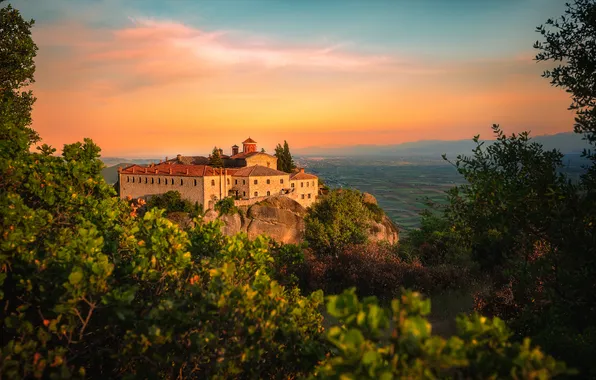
[18,1,575,157]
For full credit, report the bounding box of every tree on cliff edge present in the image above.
[275,140,296,173]
[209,146,224,167]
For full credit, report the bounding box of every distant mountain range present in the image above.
[294,132,591,157]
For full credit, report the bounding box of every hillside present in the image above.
[295,132,590,157]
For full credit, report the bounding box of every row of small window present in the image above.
[126,176,228,186]
[234,179,283,185]
[291,180,316,188]
[301,194,313,199]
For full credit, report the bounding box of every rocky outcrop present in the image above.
[362,192,399,244]
[202,193,399,245]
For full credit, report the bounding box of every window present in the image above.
[227,179,230,185]
[254,192,258,197]
[235,180,238,185]
[243,191,246,197]
[267,191,270,196]
[211,179,215,186]
[291,183,295,188]
[280,179,284,184]
[301,194,305,199]
[312,181,315,186]
[145,177,148,184]
[254,179,258,185]
[243,180,246,185]
[301,182,304,188]
[308,194,311,199]
[151,178,154,184]
[158,178,161,184]
[307,182,309,187]
[266,179,270,184]
[180,179,184,185]
[132,177,135,183]
[194,179,197,186]
[127,176,130,182]
[171,179,175,185]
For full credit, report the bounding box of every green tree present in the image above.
[214,196,237,216]
[534,0,596,150]
[0,1,39,161]
[145,190,194,214]
[209,146,224,168]
[305,189,373,257]
[275,140,296,173]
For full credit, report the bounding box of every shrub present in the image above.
[145,190,194,214]
[214,196,237,216]
[300,243,472,302]
[310,288,572,379]
[305,189,373,257]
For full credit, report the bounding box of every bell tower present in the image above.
[242,137,257,153]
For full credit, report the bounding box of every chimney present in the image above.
[186,168,189,175]
[299,168,305,174]
[177,154,182,163]
[232,145,239,156]
[169,167,172,174]
[144,168,147,173]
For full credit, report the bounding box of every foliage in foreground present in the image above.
[311,288,571,379]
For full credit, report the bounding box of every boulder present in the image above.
[368,215,399,245]
[362,192,378,205]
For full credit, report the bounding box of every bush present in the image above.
[300,243,472,302]
[145,190,194,214]
[305,189,373,257]
[214,196,237,216]
[310,289,572,379]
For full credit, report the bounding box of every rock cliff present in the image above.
[202,194,399,245]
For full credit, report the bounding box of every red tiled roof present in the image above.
[120,163,238,177]
[232,165,288,177]
[290,172,318,180]
[242,137,257,144]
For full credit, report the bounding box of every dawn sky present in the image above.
[12,0,575,156]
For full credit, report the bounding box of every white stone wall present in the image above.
[119,173,205,205]
[289,178,318,208]
[245,153,277,168]
[248,174,290,198]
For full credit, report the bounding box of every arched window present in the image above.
[145,177,148,184]
[172,178,175,185]
[151,178,154,184]
[158,178,161,184]
[243,180,246,185]
[194,179,197,186]
[266,179,270,184]
[254,179,258,185]
[243,191,246,197]
[308,194,311,198]
[235,179,238,185]
[132,177,135,183]
[267,191,270,196]
[211,179,215,186]
[301,182,304,188]
[254,191,258,197]
[301,194,305,199]
[127,176,130,182]
[180,179,184,185]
